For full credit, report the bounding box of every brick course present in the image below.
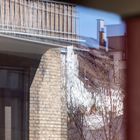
[29,48,67,140]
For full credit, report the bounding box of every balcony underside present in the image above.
[0,33,78,59]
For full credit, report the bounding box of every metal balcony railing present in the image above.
[0,0,78,42]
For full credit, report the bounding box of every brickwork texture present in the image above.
[29,48,67,140]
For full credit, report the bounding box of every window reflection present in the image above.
[0,69,23,90]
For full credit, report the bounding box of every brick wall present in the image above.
[29,48,67,140]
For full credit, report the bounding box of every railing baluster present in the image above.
[23,0,25,30]
[0,0,77,40]
[2,0,4,29]
[27,0,29,32]
[42,2,45,35]
[19,0,20,32]
[0,0,1,27]
[4,0,5,27]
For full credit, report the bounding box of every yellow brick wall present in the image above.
[29,48,67,140]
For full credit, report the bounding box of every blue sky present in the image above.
[77,6,123,39]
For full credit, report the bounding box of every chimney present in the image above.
[97,19,108,51]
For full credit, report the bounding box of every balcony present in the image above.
[0,0,78,46]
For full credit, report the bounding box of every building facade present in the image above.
[0,0,77,140]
